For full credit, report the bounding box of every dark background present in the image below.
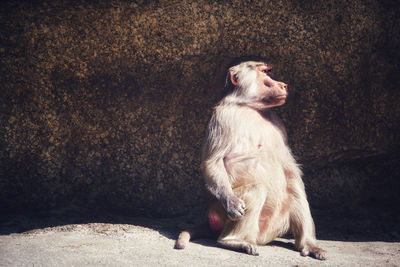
[1,0,399,236]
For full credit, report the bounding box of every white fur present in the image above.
[198,61,325,259]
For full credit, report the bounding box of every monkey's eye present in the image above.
[262,69,272,75]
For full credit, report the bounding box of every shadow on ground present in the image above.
[1,202,400,246]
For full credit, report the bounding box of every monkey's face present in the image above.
[229,61,288,109]
[256,64,288,108]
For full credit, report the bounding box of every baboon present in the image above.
[176,59,326,260]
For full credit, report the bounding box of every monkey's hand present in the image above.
[224,195,245,220]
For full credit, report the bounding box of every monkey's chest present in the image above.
[229,123,287,164]
[225,144,288,188]
[225,114,289,185]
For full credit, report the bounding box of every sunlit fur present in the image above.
[230,62,260,101]
[176,60,326,260]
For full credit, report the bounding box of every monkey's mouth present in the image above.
[261,95,286,104]
[274,95,287,101]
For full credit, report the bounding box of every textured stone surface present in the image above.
[1,0,399,216]
[1,222,400,266]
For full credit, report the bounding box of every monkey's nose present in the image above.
[279,82,287,92]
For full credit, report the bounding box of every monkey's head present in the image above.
[226,60,288,109]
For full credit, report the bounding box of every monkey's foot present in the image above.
[300,245,327,260]
[244,243,259,256]
[218,239,259,256]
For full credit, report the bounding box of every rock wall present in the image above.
[1,0,399,216]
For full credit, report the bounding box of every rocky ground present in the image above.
[1,207,399,266]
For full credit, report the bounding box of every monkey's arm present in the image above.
[201,112,245,220]
[202,157,245,220]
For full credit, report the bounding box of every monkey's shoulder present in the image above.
[212,103,263,122]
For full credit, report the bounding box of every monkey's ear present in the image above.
[229,68,239,86]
